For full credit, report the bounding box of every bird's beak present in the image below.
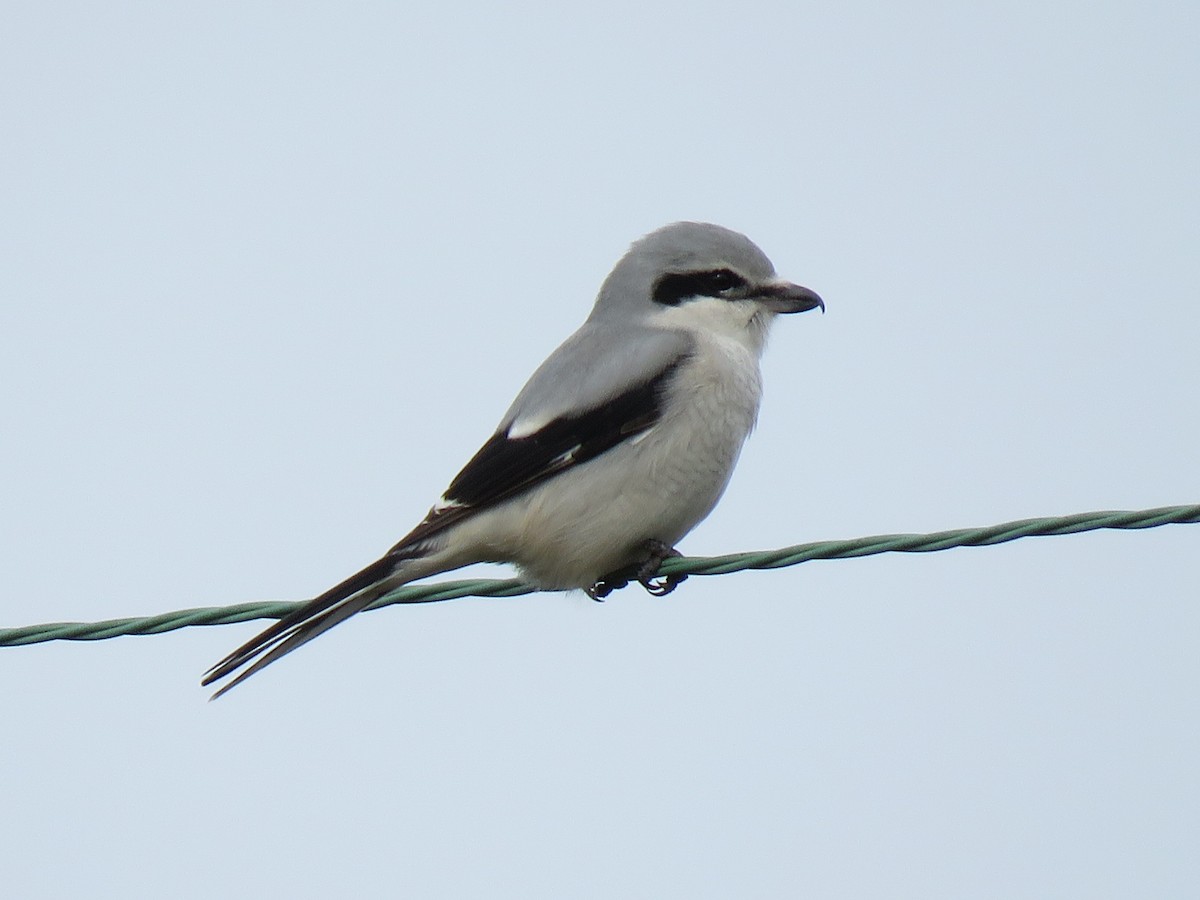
[757,281,825,314]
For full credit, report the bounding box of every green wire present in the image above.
[2,504,1196,647]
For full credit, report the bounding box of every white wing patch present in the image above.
[551,444,583,467]
[506,414,554,440]
[431,496,466,514]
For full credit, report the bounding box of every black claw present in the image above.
[633,540,684,595]
[639,572,687,597]
[586,575,628,601]
[589,539,687,601]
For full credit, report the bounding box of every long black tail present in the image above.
[202,552,418,700]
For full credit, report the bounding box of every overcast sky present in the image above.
[2,2,1197,897]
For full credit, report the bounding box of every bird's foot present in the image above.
[636,540,686,596]
[585,571,630,601]
[586,540,686,601]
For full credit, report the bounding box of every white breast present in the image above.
[443,299,776,590]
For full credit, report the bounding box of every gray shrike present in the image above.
[203,222,823,698]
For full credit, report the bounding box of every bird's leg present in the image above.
[635,539,686,596]
[586,539,687,601]
[585,570,631,601]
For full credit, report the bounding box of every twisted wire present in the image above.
[2,504,1195,647]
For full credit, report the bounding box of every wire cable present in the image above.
[2,504,1195,647]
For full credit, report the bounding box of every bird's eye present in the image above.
[652,269,747,305]
[704,269,743,292]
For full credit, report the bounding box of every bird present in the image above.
[202,222,823,698]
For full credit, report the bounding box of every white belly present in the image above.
[454,332,764,589]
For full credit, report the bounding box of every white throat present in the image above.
[647,297,774,357]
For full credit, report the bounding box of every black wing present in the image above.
[392,354,688,551]
[202,353,688,697]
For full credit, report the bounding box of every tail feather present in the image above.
[202,552,423,699]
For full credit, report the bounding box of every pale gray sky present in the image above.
[2,2,1197,897]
